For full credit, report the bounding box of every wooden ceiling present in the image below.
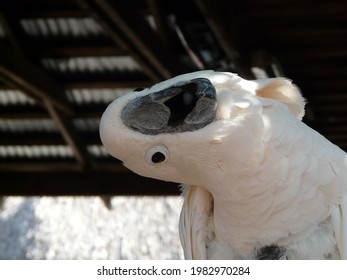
[0,0,346,196]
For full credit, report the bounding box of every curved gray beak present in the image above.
[121,78,217,135]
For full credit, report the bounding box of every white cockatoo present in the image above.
[100,70,347,259]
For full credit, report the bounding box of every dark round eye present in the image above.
[145,145,169,164]
[134,87,145,92]
[151,152,166,163]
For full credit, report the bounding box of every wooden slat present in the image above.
[0,43,73,115]
[0,5,52,111]
[44,100,92,168]
[0,132,64,145]
[0,172,180,196]
[63,80,153,89]
[41,46,129,57]
[0,162,83,172]
[0,0,84,19]
[0,105,104,119]
[74,0,161,82]
[0,8,26,57]
[0,106,49,119]
[0,162,126,173]
[23,10,87,19]
[96,0,187,77]
[0,80,153,90]
[0,5,95,170]
[0,131,100,145]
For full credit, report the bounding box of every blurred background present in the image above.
[0,0,346,259]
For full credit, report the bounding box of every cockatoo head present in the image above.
[100,70,305,187]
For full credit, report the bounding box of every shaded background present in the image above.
[0,0,346,258]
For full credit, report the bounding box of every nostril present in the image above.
[164,83,199,126]
[181,83,199,107]
[182,92,195,106]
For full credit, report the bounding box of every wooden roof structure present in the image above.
[1,0,346,196]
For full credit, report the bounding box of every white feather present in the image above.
[179,185,213,259]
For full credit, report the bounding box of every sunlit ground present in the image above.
[0,196,183,260]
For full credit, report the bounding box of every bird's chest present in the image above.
[210,216,281,258]
[206,169,332,259]
[207,215,339,259]
[209,197,291,256]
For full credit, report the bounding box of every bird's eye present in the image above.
[145,145,169,164]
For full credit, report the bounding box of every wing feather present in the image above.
[179,185,213,259]
[331,195,347,259]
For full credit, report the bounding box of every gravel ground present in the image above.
[0,196,184,260]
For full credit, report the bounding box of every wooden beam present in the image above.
[0,162,84,173]
[44,100,92,168]
[104,0,187,76]
[23,10,87,19]
[0,8,25,57]
[0,132,64,145]
[0,6,94,169]
[41,46,129,57]
[64,80,153,89]
[0,105,49,119]
[0,80,153,90]
[147,0,171,45]
[0,172,180,196]
[195,0,254,79]
[95,0,177,79]
[0,42,73,115]
[0,104,104,119]
[0,0,85,19]
[75,0,188,81]
[0,131,100,145]
[0,162,126,173]
[74,0,161,82]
